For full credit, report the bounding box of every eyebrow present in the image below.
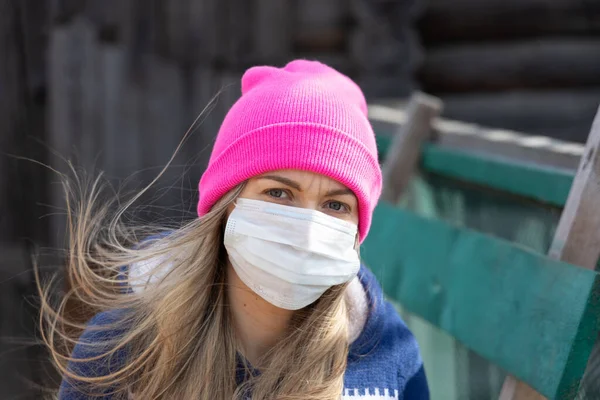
[325,188,354,197]
[257,175,302,191]
[257,175,354,197]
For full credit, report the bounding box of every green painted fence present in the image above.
[361,203,600,399]
[362,134,599,399]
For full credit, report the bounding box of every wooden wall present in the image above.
[0,1,54,398]
[416,0,600,143]
[1,0,420,395]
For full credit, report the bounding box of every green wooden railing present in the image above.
[361,202,600,399]
[376,136,575,208]
[361,134,600,399]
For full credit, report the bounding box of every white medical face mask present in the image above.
[224,198,360,310]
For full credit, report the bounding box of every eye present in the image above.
[265,189,289,199]
[325,201,349,213]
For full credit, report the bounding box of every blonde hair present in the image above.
[38,162,353,399]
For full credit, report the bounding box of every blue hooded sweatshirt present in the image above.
[59,264,429,399]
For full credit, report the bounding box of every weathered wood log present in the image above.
[349,0,422,87]
[419,0,600,44]
[439,90,600,143]
[420,39,600,93]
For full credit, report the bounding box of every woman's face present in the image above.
[236,169,359,226]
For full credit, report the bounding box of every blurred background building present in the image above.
[1,0,600,398]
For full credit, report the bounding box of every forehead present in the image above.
[252,169,348,190]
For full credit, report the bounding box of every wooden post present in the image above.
[499,105,600,399]
[381,92,443,203]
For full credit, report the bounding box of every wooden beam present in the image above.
[418,0,600,44]
[377,136,576,208]
[369,103,584,171]
[418,144,574,208]
[499,105,600,399]
[437,90,600,144]
[420,41,600,92]
[380,92,442,203]
[547,105,600,268]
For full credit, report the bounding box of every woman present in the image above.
[45,60,428,399]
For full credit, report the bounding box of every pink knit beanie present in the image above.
[197,59,382,242]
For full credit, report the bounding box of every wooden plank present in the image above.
[417,143,574,208]
[381,93,442,202]
[188,0,220,62]
[0,0,43,243]
[79,17,102,173]
[100,43,127,180]
[555,105,600,399]
[547,105,600,268]
[360,202,600,399]
[253,0,292,64]
[420,40,600,93]
[225,0,254,67]
[47,19,83,248]
[368,103,585,171]
[499,106,600,399]
[419,0,600,44]
[438,90,600,144]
